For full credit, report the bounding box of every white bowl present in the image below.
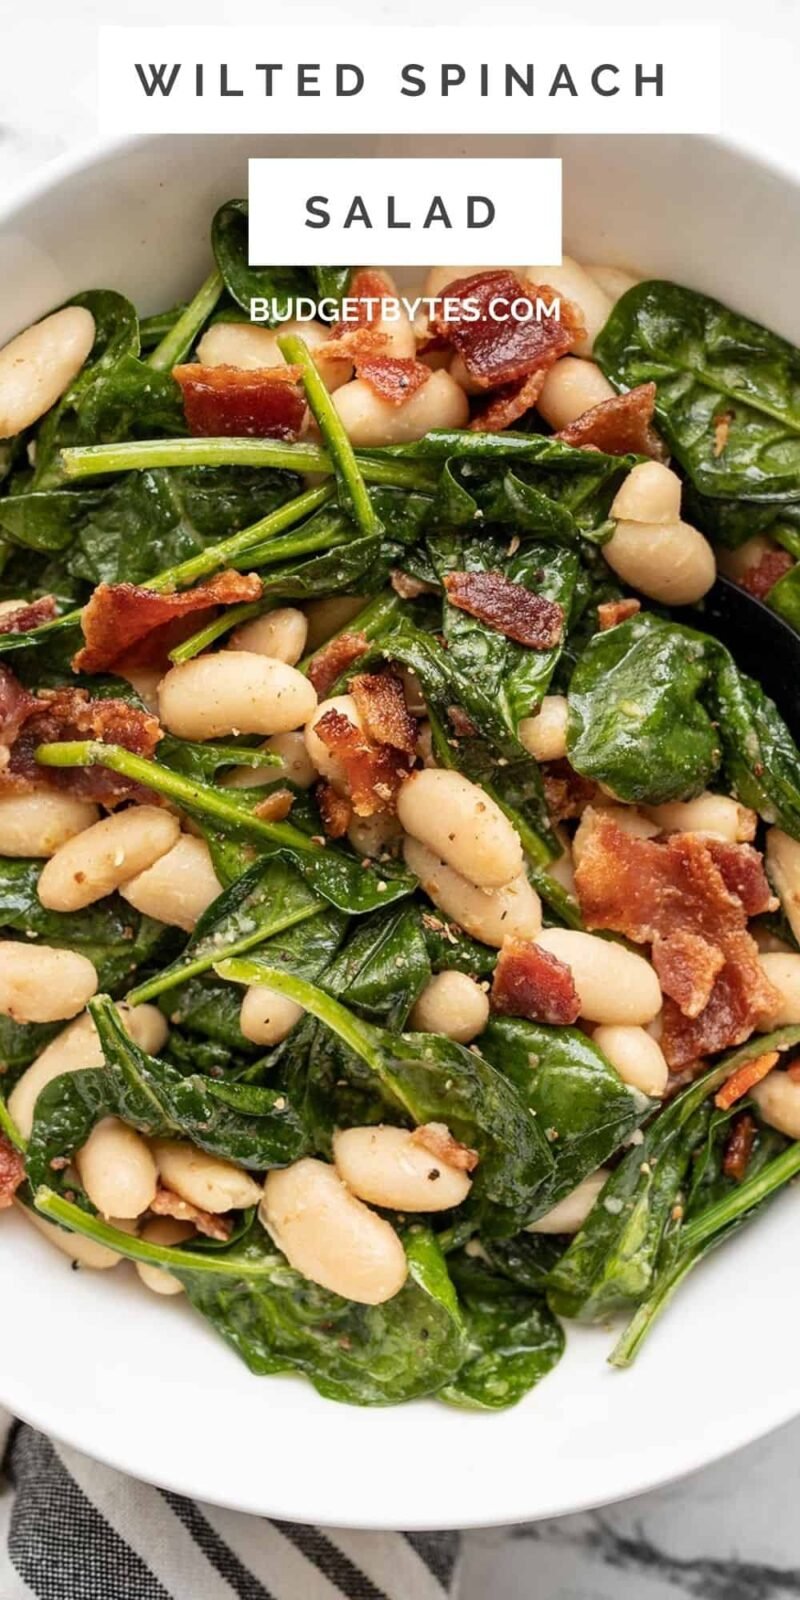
[2,132,800,1529]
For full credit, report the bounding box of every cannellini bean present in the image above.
[404,837,542,948]
[603,518,716,605]
[717,534,776,583]
[0,306,95,438]
[593,1024,669,1097]
[536,357,615,430]
[37,806,180,912]
[547,839,576,897]
[416,720,437,768]
[304,693,361,789]
[766,829,800,945]
[518,695,569,762]
[223,729,317,791]
[756,954,800,1028]
[0,942,97,1024]
[611,461,683,525]
[0,598,27,620]
[583,264,642,303]
[528,1168,610,1234]
[536,928,662,1024]
[196,317,352,390]
[136,1217,195,1296]
[119,835,221,933]
[645,792,757,843]
[409,970,489,1043]
[0,791,99,858]
[228,606,308,664]
[239,985,304,1046]
[76,1116,158,1220]
[447,352,484,399]
[399,666,426,717]
[8,1004,168,1140]
[397,769,522,889]
[150,1139,263,1213]
[20,1203,122,1269]
[119,665,162,716]
[333,369,468,447]
[158,652,317,741]
[333,1125,472,1212]
[750,1071,800,1139]
[526,256,612,356]
[261,1158,408,1303]
[303,594,366,651]
[347,811,403,858]
[355,270,416,359]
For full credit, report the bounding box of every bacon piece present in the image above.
[149,1185,232,1241]
[597,597,641,631]
[313,707,412,817]
[173,364,306,440]
[323,269,392,360]
[443,571,563,649]
[490,935,581,1026]
[252,787,294,823]
[409,1122,479,1173]
[350,672,417,759]
[0,1133,25,1210]
[0,595,58,636]
[470,367,548,433]
[1,683,162,804]
[432,271,582,389]
[447,705,478,739]
[316,780,352,839]
[740,548,794,600]
[715,1051,779,1111]
[555,383,665,460]
[355,355,430,406]
[573,809,781,1068]
[74,570,263,674]
[307,630,369,698]
[705,840,775,918]
[0,666,37,769]
[542,760,597,822]
[722,1111,757,1181]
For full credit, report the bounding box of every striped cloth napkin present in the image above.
[0,1410,460,1599]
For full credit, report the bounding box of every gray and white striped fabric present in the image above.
[0,1410,460,1600]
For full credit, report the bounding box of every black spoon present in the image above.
[676,574,800,745]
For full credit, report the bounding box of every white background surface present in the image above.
[2,1,800,1592]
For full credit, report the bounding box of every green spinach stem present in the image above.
[168,599,275,664]
[33,1188,274,1277]
[218,960,385,1074]
[146,268,224,372]
[58,437,438,493]
[277,332,383,539]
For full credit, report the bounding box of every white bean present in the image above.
[403,837,542,948]
[333,369,468,447]
[525,256,612,356]
[196,317,352,390]
[610,461,683,525]
[518,695,569,762]
[756,954,800,1029]
[0,942,97,1024]
[20,1203,123,1269]
[223,729,317,792]
[228,606,308,664]
[261,1158,408,1303]
[717,534,775,583]
[547,837,576,897]
[75,1116,158,1220]
[0,306,95,438]
[603,518,716,605]
[347,811,403,858]
[136,1217,195,1296]
[304,693,361,789]
[333,1125,472,1212]
[0,791,99,857]
[303,594,366,652]
[397,769,522,889]
[120,835,221,933]
[766,828,800,945]
[593,1024,669,1097]
[150,1139,263,1213]
[536,357,615,431]
[416,720,437,768]
[0,598,27,620]
[409,970,489,1043]
[535,928,662,1024]
[158,652,317,741]
[645,792,757,843]
[37,806,180,912]
[118,665,162,716]
[8,1003,168,1140]
[239,985,304,1046]
[528,1168,610,1234]
[750,1071,800,1139]
[583,264,642,303]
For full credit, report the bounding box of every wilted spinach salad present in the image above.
[3,219,800,1410]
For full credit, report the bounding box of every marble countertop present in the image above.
[2,3,800,1592]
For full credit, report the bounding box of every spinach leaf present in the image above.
[711,651,800,836]
[476,1232,565,1292]
[421,917,497,981]
[442,1249,564,1409]
[212,201,312,321]
[0,858,170,992]
[0,1016,61,1081]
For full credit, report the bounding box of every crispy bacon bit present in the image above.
[0,666,37,770]
[490,935,581,1026]
[443,571,563,650]
[432,272,582,389]
[705,840,776,918]
[252,787,295,823]
[355,355,430,405]
[722,1111,757,1181]
[350,672,417,759]
[597,597,641,631]
[542,760,597,823]
[740,548,794,601]
[573,809,781,1068]
[410,1122,480,1173]
[0,1133,25,1210]
[313,707,411,817]
[316,780,352,839]
[307,630,369,698]
[323,270,393,360]
[149,1185,232,1241]
[788,1060,800,1084]
[713,410,734,457]
[715,1051,779,1111]
[0,595,58,636]
[555,383,666,460]
[447,704,478,739]
[74,570,262,675]
[173,363,306,440]
[470,367,548,433]
[1,681,162,804]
